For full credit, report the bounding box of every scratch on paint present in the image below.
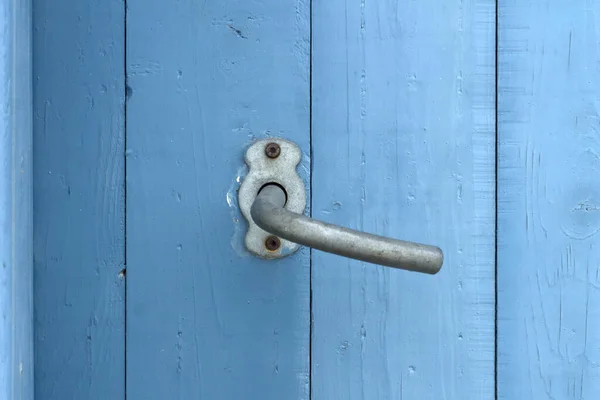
[128,60,162,77]
[228,24,247,39]
[568,30,572,69]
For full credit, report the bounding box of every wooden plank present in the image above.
[125,1,310,398]
[497,1,600,398]
[311,1,496,398]
[32,0,125,398]
[0,0,33,399]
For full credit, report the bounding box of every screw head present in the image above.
[265,142,281,159]
[265,235,281,251]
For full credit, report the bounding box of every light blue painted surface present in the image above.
[125,0,310,398]
[498,1,600,399]
[32,0,125,398]
[25,1,600,398]
[0,0,33,399]
[311,1,496,399]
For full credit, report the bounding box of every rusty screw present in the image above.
[265,142,281,159]
[265,235,281,251]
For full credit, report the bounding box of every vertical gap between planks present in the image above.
[494,0,499,399]
[123,0,128,398]
[309,0,314,398]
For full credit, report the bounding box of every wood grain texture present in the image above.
[32,0,125,398]
[311,1,496,399]
[125,1,310,398]
[497,1,600,398]
[0,0,33,399]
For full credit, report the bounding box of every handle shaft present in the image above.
[251,185,443,274]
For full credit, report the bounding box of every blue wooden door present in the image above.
[124,1,311,398]
[310,1,495,398]
[497,2,600,397]
[28,0,600,399]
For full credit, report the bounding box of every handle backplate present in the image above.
[238,138,306,258]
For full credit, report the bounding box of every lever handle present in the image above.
[251,184,443,274]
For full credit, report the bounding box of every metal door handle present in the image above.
[251,184,443,274]
[238,138,443,275]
